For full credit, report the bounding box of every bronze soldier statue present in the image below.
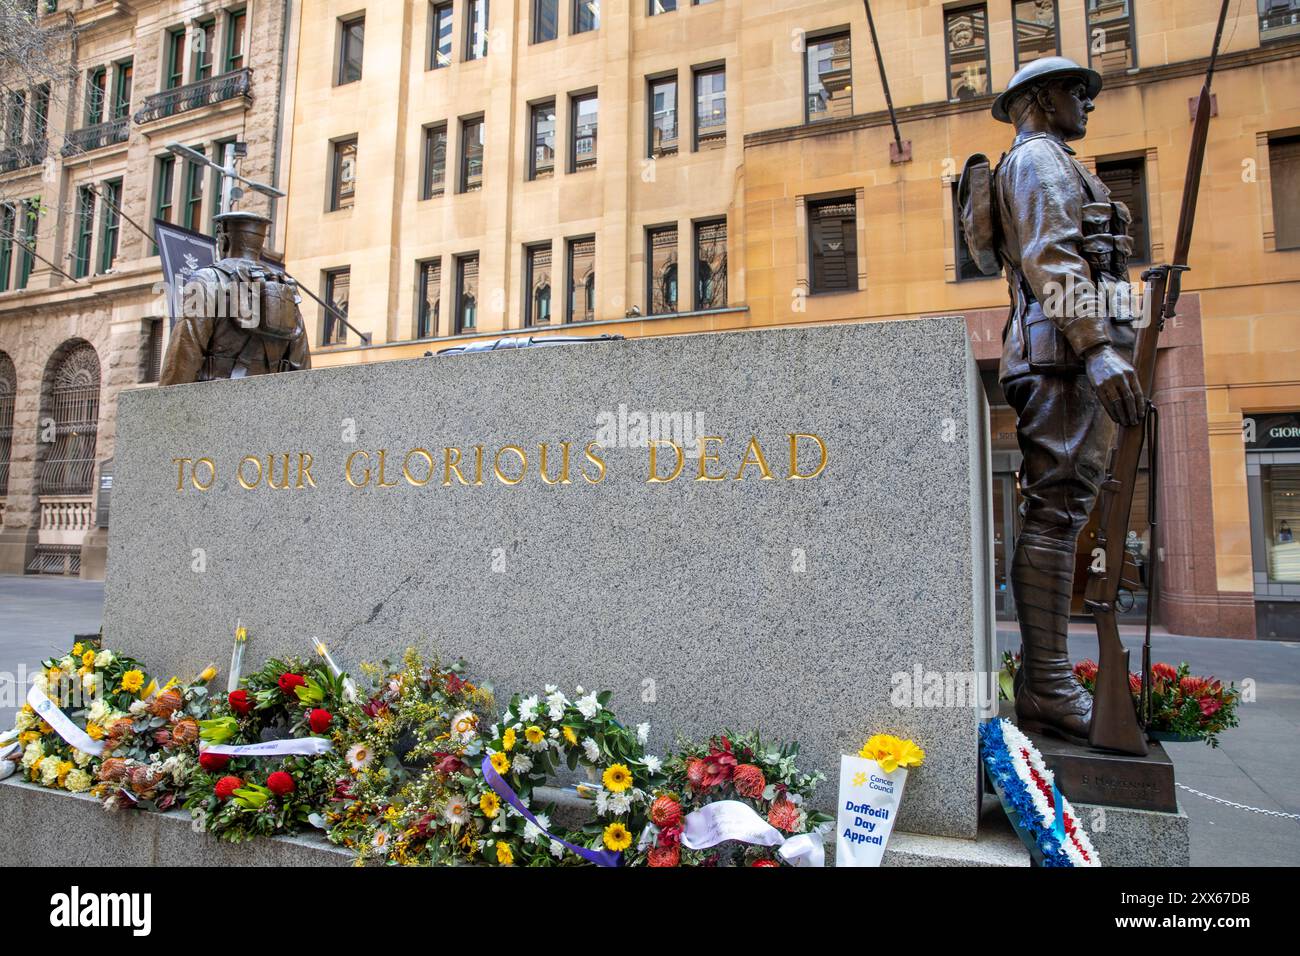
[967,58,1145,744]
[160,211,311,386]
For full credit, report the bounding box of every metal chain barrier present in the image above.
[1176,783,1300,821]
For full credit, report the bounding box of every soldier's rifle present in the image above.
[1085,0,1230,754]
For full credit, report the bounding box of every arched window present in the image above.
[39,343,100,497]
[0,352,14,497]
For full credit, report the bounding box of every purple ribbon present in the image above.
[481,755,622,867]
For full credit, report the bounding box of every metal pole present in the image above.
[221,141,237,215]
[863,0,908,162]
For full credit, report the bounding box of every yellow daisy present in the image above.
[502,727,516,752]
[489,752,510,775]
[603,822,632,852]
[71,643,84,657]
[602,763,633,793]
[479,791,501,819]
[562,726,578,746]
[496,841,514,866]
[524,725,545,746]
[120,670,145,694]
[81,650,96,669]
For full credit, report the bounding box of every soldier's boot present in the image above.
[1012,535,1093,746]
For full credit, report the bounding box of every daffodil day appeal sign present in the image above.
[836,754,906,866]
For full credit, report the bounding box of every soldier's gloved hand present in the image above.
[1084,344,1144,426]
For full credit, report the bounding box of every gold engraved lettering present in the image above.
[473,445,485,485]
[173,458,192,492]
[647,440,685,484]
[238,455,263,490]
[267,454,293,490]
[538,442,572,485]
[443,447,470,486]
[403,448,435,487]
[494,445,528,486]
[735,436,774,481]
[581,441,606,484]
[192,457,216,491]
[695,436,727,482]
[297,453,316,489]
[789,433,828,480]
[376,448,400,488]
[345,450,372,488]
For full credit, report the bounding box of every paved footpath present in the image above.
[1,574,1294,866]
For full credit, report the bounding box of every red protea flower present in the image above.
[1180,676,1208,697]
[1128,672,1143,694]
[266,771,296,796]
[152,729,173,749]
[215,775,243,800]
[147,687,184,718]
[97,757,129,783]
[658,824,683,847]
[1199,696,1222,717]
[733,763,767,799]
[768,796,801,833]
[1073,659,1098,683]
[277,672,306,696]
[686,758,709,790]
[1151,662,1178,683]
[308,708,333,733]
[750,859,780,867]
[650,795,682,829]
[647,845,680,867]
[228,689,252,716]
[199,751,230,772]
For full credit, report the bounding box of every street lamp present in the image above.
[164,141,286,216]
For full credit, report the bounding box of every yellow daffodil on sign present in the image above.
[859,734,925,774]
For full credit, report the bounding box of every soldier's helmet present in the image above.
[213,210,270,258]
[992,56,1102,123]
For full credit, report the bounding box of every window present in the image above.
[165,28,186,90]
[0,205,13,292]
[1260,463,1300,582]
[533,0,558,42]
[1261,0,1300,42]
[422,123,447,198]
[418,259,441,338]
[330,137,358,211]
[805,32,852,123]
[111,59,132,120]
[430,2,454,67]
[466,0,489,61]
[1096,156,1150,264]
[98,179,121,273]
[85,67,106,126]
[192,18,216,81]
[571,93,597,171]
[182,147,204,231]
[455,254,479,332]
[460,116,484,192]
[952,184,987,281]
[649,0,677,14]
[808,196,859,294]
[338,15,364,85]
[323,268,350,345]
[529,100,556,180]
[31,84,49,141]
[152,155,175,254]
[1087,0,1136,74]
[16,199,38,290]
[73,186,94,279]
[566,236,595,323]
[694,66,725,151]
[6,92,24,144]
[144,319,164,383]
[945,5,990,101]
[648,75,678,157]
[525,244,553,326]
[647,225,678,314]
[1013,0,1060,67]
[1270,135,1300,250]
[226,8,247,72]
[574,0,599,34]
[694,218,726,310]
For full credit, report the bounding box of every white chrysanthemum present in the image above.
[511,755,533,774]
[642,755,662,774]
[609,792,631,815]
[128,700,149,716]
[636,722,650,744]
[523,820,543,843]
[81,672,98,695]
[21,741,44,769]
[594,789,609,815]
[549,839,564,859]
[518,695,539,721]
[39,757,60,786]
[582,737,600,762]
[575,693,600,719]
[64,769,92,793]
[347,742,374,770]
[545,691,568,720]
[73,748,94,768]
[86,699,110,724]
[93,650,114,668]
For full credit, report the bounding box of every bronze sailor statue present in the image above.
[160,211,312,386]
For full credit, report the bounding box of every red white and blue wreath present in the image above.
[979,718,1099,867]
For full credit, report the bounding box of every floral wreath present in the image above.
[636,731,831,867]
[13,639,151,795]
[980,718,1099,867]
[184,656,347,843]
[326,649,494,865]
[95,664,218,812]
[467,686,664,866]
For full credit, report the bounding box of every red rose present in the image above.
[199,751,230,772]
[649,795,682,829]
[278,672,307,696]
[750,859,780,867]
[1199,696,1221,717]
[309,708,333,733]
[228,689,252,715]
[733,763,767,799]
[647,845,680,868]
[266,771,296,796]
[215,776,243,800]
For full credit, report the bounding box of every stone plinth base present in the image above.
[1074,799,1191,867]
